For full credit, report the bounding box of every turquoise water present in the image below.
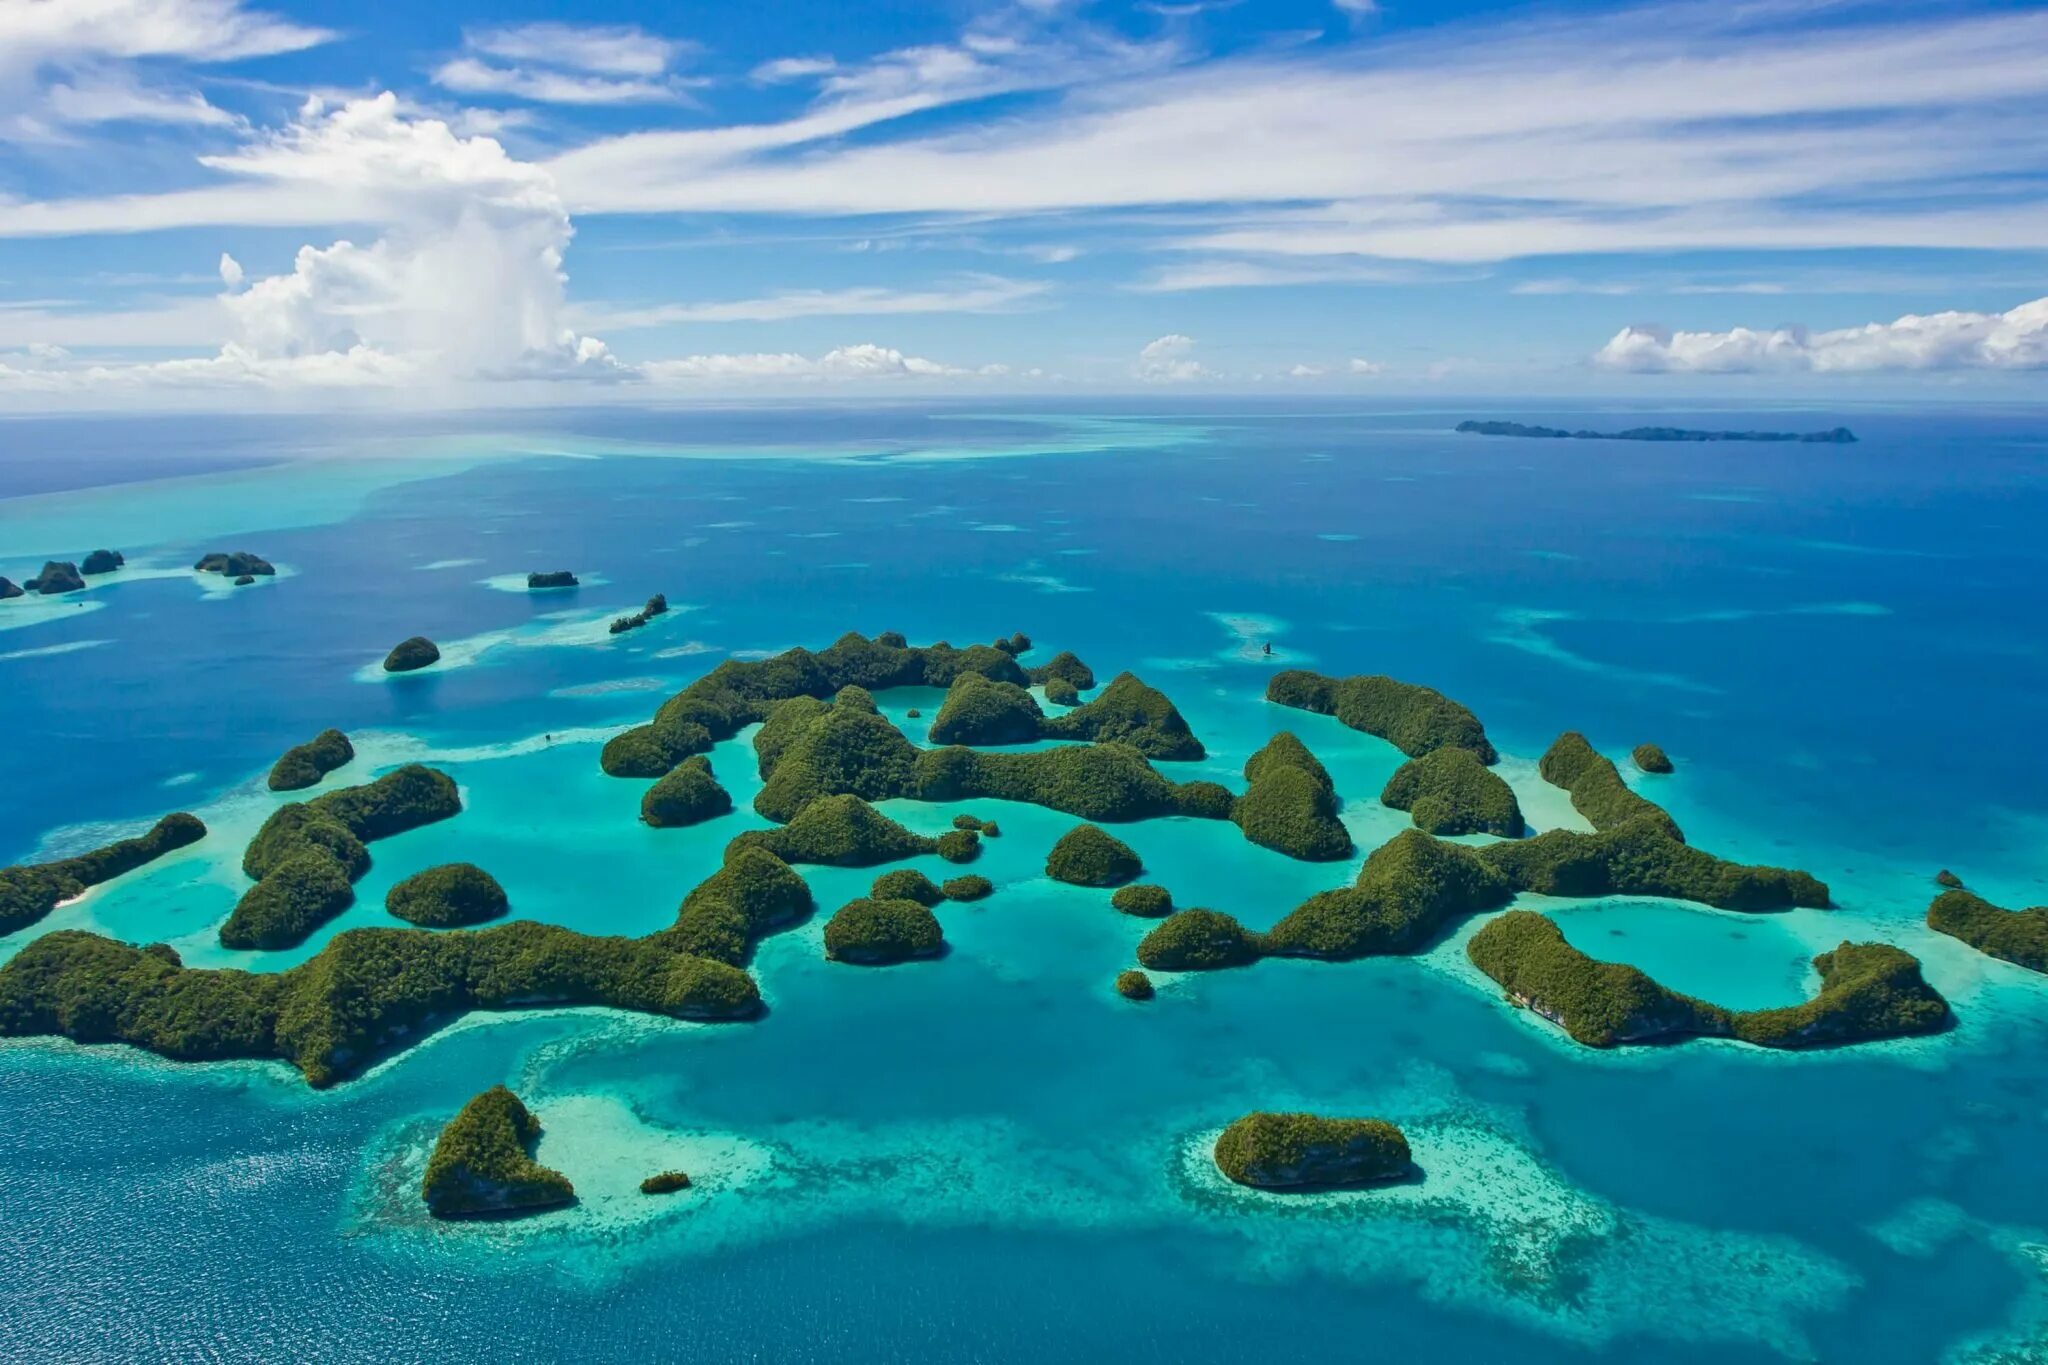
[4,402,2047,1362]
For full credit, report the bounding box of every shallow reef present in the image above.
[422,1085,575,1219]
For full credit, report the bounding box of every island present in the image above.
[1136,908,1263,970]
[1632,743,1675,775]
[927,669,1204,759]
[1027,651,1096,690]
[1043,678,1081,707]
[1115,969,1154,1000]
[1466,910,1950,1048]
[1935,870,1964,890]
[928,672,1046,746]
[1456,420,1858,443]
[656,847,815,965]
[1264,830,1510,959]
[640,1171,691,1195]
[727,793,942,867]
[0,577,20,599]
[641,755,734,828]
[1540,732,1682,837]
[609,593,669,636]
[871,869,946,906]
[80,549,125,575]
[0,812,207,936]
[1267,670,1497,762]
[1233,732,1353,860]
[1380,746,1523,837]
[386,863,509,928]
[952,814,999,836]
[219,850,355,951]
[421,1085,575,1219]
[941,875,994,901]
[823,896,945,964]
[527,571,579,589]
[26,561,84,595]
[194,551,275,578]
[383,636,441,673]
[1111,883,1174,917]
[1927,889,2048,973]
[1212,1112,1412,1189]
[1046,824,1142,886]
[266,728,356,793]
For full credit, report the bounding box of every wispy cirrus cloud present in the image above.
[432,22,700,106]
[573,276,1048,330]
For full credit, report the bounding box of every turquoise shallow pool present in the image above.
[3,402,2047,1363]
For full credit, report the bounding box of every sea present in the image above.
[2,400,2044,1364]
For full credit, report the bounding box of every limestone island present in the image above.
[728,793,945,868]
[1116,969,1154,1000]
[610,593,669,636]
[1927,889,2048,974]
[941,875,994,902]
[0,812,207,936]
[1047,824,1142,886]
[383,636,441,673]
[0,577,21,599]
[929,670,1204,759]
[1381,746,1522,837]
[26,561,85,595]
[640,1171,691,1195]
[1467,910,1950,1048]
[1632,743,1675,774]
[422,1085,574,1219]
[1267,669,1497,762]
[641,755,734,828]
[194,551,275,579]
[1112,883,1174,918]
[1213,1112,1412,1190]
[823,896,945,964]
[386,863,509,928]
[527,571,579,590]
[1935,870,1964,890]
[1233,732,1353,861]
[1136,908,1263,971]
[871,868,946,906]
[81,549,125,575]
[267,728,356,793]
[1456,420,1858,444]
[659,847,815,965]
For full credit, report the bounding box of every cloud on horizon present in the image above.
[1596,297,2048,373]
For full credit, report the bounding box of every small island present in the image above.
[80,549,125,575]
[219,849,355,951]
[26,561,84,595]
[1632,743,1675,774]
[267,728,356,793]
[194,551,276,578]
[640,1171,691,1195]
[1136,908,1263,970]
[727,793,941,868]
[1111,883,1174,918]
[941,875,993,901]
[1213,1112,1412,1190]
[871,869,946,906]
[383,636,441,673]
[610,593,669,636]
[823,896,945,964]
[1267,670,1497,763]
[0,811,207,936]
[1046,824,1142,886]
[1927,889,2048,973]
[1540,732,1682,837]
[386,863,509,928]
[1115,969,1154,1000]
[1380,746,1523,837]
[527,571,579,590]
[1233,732,1353,861]
[0,577,21,599]
[641,755,734,828]
[1456,420,1857,444]
[657,847,815,964]
[421,1085,575,1219]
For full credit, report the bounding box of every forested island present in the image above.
[1456,420,1858,443]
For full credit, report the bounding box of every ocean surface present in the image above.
[2,400,2045,1363]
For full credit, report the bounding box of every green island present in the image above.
[1380,746,1523,837]
[1266,670,1497,762]
[194,551,274,578]
[952,814,999,836]
[728,793,941,867]
[1233,732,1353,861]
[928,672,1046,745]
[386,863,509,928]
[27,561,85,595]
[1455,419,1858,444]
[382,636,441,673]
[220,850,355,951]
[1112,883,1174,917]
[0,812,207,936]
[942,875,994,901]
[1632,743,1675,774]
[871,868,946,905]
[1046,824,1142,886]
[0,920,760,1087]
[1466,910,1950,1048]
[657,847,814,964]
[823,896,945,964]
[267,728,356,793]
[927,669,1204,759]
[640,1170,691,1195]
[609,593,669,636]
[1541,732,1681,837]
[1042,677,1081,707]
[1136,908,1263,970]
[81,549,125,575]
[1935,869,1964,890]
[421,1085,575,1219]
[641,755,734,828]
[527,571,578,589]
[1212,1112,1412,1190]
[1265,829,1512,959]
[1927,889,2048,973]
[1027,650,1095,690]
[1115,969,1154,1000]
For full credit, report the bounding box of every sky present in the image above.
[0,0,2045,409]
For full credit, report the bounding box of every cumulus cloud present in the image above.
[1596,296,2048,373]
[1288,363,1327,378]
[1135,333,1208,382]
[1347,357,1383,374]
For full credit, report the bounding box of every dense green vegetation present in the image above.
[1213,1112,1411,1189]
[917,742,1227,822]
[609,593,669,635]
[1266,830,1511,959]
[1540,733,1681,838]
[641,1171,691,1194]
[823,897,945,963]
[421,1086,575,1218]
[1476,817,1829,912]
[872,869,946,906]
[1380,747,1523,837]
[928,673,1046,745]
[1111,884,1174,918]
[527,571,578,589]
[219,851,355,950]
[656,848,814,964]
[941,875,994,902]
[0,812,207,936]
[243,806,369,882]
[1466,911,1950,1048]
[1927,890,2048,973]
[641,755,734,828]
[1266,670,1497,762]
[1046,824,1142,886]
[194,551,274,577]
[1115,969,1154,1000]
[1632,743,1674,774]
[383,636,440,673]
[1027,651,1095,690]
[753,688,922,822]
[1042,678,1080,707]
[1040,673,1205,760]
[0,922,760,1086]
[267,729,355,793]
[728,794,937,867]
[386,863,509,928]
[1136,908,1263,971]
[935,829,981,863]
[306,765,463,842]
[1232,732,1352,860]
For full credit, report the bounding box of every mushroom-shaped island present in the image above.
[1046,823,1142,886]
[383,636,441,673]
[641,755,734,828]
[1040,672,1205,760]
[1213,1112,1412,1190]
[194,551,275,578]
[527,571,579,589]
[422,1085,575,1219]
[728,794,938,867]
[80,549,125,575]
[1111,883,1174,917]
[27,561,85,595]
[929,672,1046,745]
[823,896,945,964]
[1042,677,1081,707]
[1137,908,1264,970]
[871,869,946,906]
[267,728,356,793]
[640,1171,691,1195]
[1115,969,1154,1000]
[1380,746,1523,837]
[386,863,509,928]
[1265,670,1497,762]
[1027,650,1096,690]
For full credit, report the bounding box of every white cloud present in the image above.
[1135,333,1208,382]
[1596,296,2048,373]
[575,276,1047,329]
[1347,357,1383,374]
[1288,363,1327,377]
[752,56,838,84]
[643,343,972,383]
[431,59,682,107]
[433,22,695,106]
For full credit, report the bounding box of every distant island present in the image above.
[1456,420,1857,444]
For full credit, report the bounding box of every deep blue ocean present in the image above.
[2,401,2045,1363]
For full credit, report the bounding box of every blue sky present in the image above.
[1,0,2045,407]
